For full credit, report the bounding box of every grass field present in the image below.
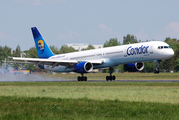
[0,81,179,119]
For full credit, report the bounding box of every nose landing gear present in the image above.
[154,60,161,74]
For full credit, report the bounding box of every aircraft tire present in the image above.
[77,76,88,81]
[84,76,87,81]
[106,76,109,81]
[77,76,80,81]
[112,76,116,81]
[154,70,159,74]
[109,76,113,81]
[106,76,116,81]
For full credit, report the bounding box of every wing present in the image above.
[12,57,103,68]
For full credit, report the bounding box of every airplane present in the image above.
[12,27,174,81]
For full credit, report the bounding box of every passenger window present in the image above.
[161,46,163,49]
[158,46,160,49]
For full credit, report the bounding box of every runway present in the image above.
[0,74,179,82]
[1,79,179,82]
[88,80,179,82]
[52,80,179,82]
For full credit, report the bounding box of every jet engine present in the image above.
[74,62,93,73]
[123,62,144,72]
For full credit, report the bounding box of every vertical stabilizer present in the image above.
[31,27,54,58]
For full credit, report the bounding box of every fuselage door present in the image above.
[124,47,128,57]
[149,44,153,54]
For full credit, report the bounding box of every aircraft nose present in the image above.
[170,49,174,56]
[166,49,174,58]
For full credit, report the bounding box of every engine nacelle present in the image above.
[123,62,144,72]
[74,62,93,73]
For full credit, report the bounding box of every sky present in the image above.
[0,0,179,51]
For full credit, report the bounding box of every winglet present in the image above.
[31,27,54,58]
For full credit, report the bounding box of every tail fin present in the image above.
[31,27,54,58]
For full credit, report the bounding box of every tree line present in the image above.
[1,34,179,73]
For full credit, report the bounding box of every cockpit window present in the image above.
[164,46,168,48]
[158,46,171,49]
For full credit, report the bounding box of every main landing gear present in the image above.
[106,67,116,81]
[154,60,161,74]
[77,73,87,81]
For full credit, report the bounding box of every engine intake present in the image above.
[123,62,144,72]
[74,62,93,73]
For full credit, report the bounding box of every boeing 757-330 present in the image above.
[12,27,174,81]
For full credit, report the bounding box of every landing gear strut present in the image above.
[77,73,87,81]
[154,60,161,74]
[106,67,116,81]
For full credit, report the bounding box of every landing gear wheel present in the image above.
[112,76,116,80]
[106,76,109,81]
[77,76,83,81]
[109,76,113,81]
[77,76,88,81]
[84,76,87,81]
[106,75,116,81]
[154,70,159,74]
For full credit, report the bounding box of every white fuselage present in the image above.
[43,41,174,72]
